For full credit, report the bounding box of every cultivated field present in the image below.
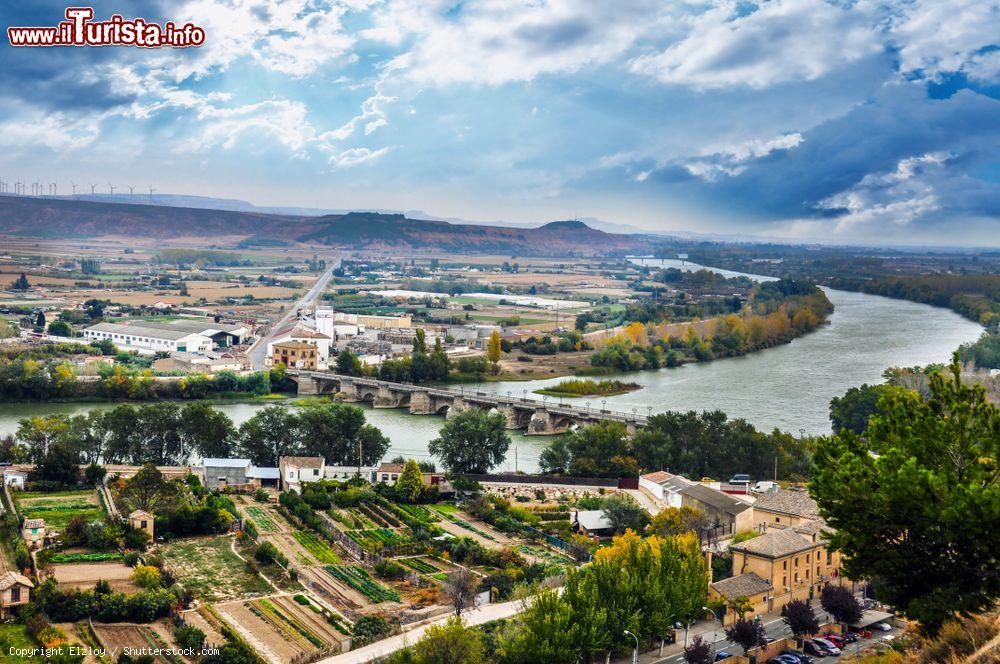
[15,489,103,530]
[91,622,179,664]
[51,561,138,592]
[158,535,271,602]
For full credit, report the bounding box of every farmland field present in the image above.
[0,623,38,663]
[52,561,138,593]
[324,565,399,603]
[345,528,406,551]
[216,595,349,664]
[399,557,437,574]
[159,535,270,602]
[15,489,103,529]
[291,531,340,564]
[245,506,280,533]
[92,623,175,664]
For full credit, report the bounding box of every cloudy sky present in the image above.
[1,0,998,246]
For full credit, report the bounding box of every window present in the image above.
[806,553,811,563]
[782,560,787,570]
[313,469,319,476]
[806,569,810,579]
[776,517,781,523]
[11,587,20,602]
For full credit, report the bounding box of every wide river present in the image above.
[0,260,983,471]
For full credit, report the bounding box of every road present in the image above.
[247,253,342,369]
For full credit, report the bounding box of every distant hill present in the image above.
[0,195,655,256]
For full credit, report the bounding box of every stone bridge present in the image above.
[288,370,647,436]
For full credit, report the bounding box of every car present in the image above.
[752,480,778,493]
[715,652,734,662]
[839,632,859,643]
[872,622,893,632]
[764,636,777,644]
[786,650,815,664]
[822,634,847,648]
[812,638,842,655]
[776,655,803,664]
[730,473,751,484]
[802,641,827,657]
[767,658,787,664]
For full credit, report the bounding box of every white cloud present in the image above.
[630,0,883,89]
[180,100,317,153]
[890,0,1000,82]
[818,152,951,233]
[329,146,393,166]
[684,132,804,180]
[0,108,103,151]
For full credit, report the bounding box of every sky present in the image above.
[0,0,998,246]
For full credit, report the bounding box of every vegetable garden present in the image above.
[291,531,341,564]
[324,565,399,603]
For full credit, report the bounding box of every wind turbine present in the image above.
[90,184,97,196]
[50,182,57,196]
[128,185,135,198]
[71,182,78,198]
[108,183,116,199]
[148,185,156,203]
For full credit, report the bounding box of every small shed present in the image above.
[21,518,45,550]
[129,510,155,539]
[573,510,614,538]
[3,469,27,489]
[0,572,33,617]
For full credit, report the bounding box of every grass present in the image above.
[16,489,102,530]
[158,535,270,602]
[535,378,641,398]
[0,623,37,662]
[51,551,123,563]
[292,531,341,564]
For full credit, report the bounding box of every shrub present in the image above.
[130,565,163,589]
[253,488,269,503]
[353,615,392,645]
[375,560,407,580]
[174,625,205,652]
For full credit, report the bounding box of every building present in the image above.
[202,458,252,490]
[751,488,819,529]
[3,468,27,489]
[727,523,843,616]
[709,572,774,626]
[248,466,280,488]
[266,325,331,369]
[151,351,246,373]
[129,510,155,539]
[84,322,213,354]
[21,518,45,549]
[679,483,754,534]
[376,462,405,485]
[572,510,614,538]
[639,471,693,507]
[0,572,33,617]
[272,341,320,370]
[315,309,412,336]
[279,456,326,492]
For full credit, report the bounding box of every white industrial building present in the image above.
[265,323,331,369]
[84,322,213,354]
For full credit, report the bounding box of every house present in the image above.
[572,510,614,538]
[271,341,319,370]
[709,572,774,626]
[202,458,252,490]
[21,518,45,549]
[728,522,843,616]
[325,465,378,482]
[3,468,27,489]
[266,325,331,369]
[279,456,326,492]
[751,488,819,529]
[83,321,212,354]
[639,471,695,507]
[678,483,754,534]
[376,462,405,486]
[0,572,34,617]
[129,510,155,539]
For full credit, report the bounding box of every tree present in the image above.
[130,565,163,589]
[810,359,999,635]
[411,616,484,664]
[121,464,175,513]
[486,330,502,374]
[11,272,30,291]
[829,383,889,434]
[649,507,710,539]
[429,410,511,474]
[236,406,301,466]
[538,437,571,474]
[297,402,389,466]
[179,401,235,459]
[31,441,80,486]
[683,635,713,664]
[725,618,766,655]
[174,626,205,652]
[47,320,72,337]
[445,569,479,617]
[335,349,363,376]
[497,589,578,664]
[782,599,820,638]
[820,585,863,626]
[35,311,46,330]
[84,463,107,486]
[396,459,424,502]
[429,338,451,381]
[601,494,650,535]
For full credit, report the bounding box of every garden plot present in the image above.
[352,503,403,528]
[215,594,349,664]
[92,623,176,664]
[15,489,103,530]
[179,609,225,649]
[297,566,370,614]
[345,527,407,551]
[158,535,271,603]
[51,561,138,593]
[324,565,399,603]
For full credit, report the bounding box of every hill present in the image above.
[0,195,652,256]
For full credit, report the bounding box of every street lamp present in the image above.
[624,630,638,664]
[601,398,607,411]
[586,401,591,411]
[507,390,511,403]
[522,388,527,401]
[684,607,710,647]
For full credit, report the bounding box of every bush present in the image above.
[254,541,287,567]
[130,565,163,589]
[253,488,269,503]
[174,625,205,652]
[375,560,407,580]
[353,615,392,645]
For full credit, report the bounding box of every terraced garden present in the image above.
[392,504,440,525]
[324,565,400,603]
[354,503,402,528]
[399,557,438,574]
[15,489,103,529]
[244,506,280,533]
[345,528,407,551]
[292,531,341,564]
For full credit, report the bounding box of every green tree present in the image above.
[34,311,46,330]
[412,616,485,664]
[395,459,424,502]
[430,337,452,381]
[725,618,766,656]
[829,383,890,434]
[31,441,80,486]
[538,437,571,474]
[601,494,650,535]
[819,584,863,626]
[335,349,363,376]
[122,464,175,513]
[810,359,999,635]
[236,406,301,466]
[497,589,578,664]
[11,272,30,291]
[429,410,511,474]
[47,320,72,337]
[179,401,235,459]
[297,402,390,466]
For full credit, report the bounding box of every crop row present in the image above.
[449,517,496,541]
[51,552,123,564]
[324,565,399,603]
[245,507,279,532]
[346,528,406,551]
[17,502,93,513]
[399,557,438,574]
[356,503,402,528]
[249,599,324,649]
[393,504,440,525]
[292,531,341,564]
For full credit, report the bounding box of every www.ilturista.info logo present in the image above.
[7,7,206,48]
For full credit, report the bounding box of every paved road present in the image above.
[247,253,341,369]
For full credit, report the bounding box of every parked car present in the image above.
[730,473,751,485]
[838,632,859,643]
[812,638,842,655]
[872,622,893,632]
[803,641,828,657]
[822,634,847,648]
[776,655,803,664]
[715,652,734,661]
[786,649,815,663]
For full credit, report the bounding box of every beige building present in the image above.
[21,518,45,550]
[722,522,843,620]
[272,341,320,370]
[752,487,820,529]
[709,572,773,626]
[0,572,33,616]
[129,510,155,539]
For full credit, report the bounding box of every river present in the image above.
[0,260,983,471]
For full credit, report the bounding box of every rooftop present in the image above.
[641,470,675,484]
[752,488,819,518]
[711,572,773,599]
[0,571,33,591]
[378,463,405,473]
[248,466,280,479]
[574,510,612,532]
[681,483,752,515]
[731,528,817,558]
[202,458,252,468]
[129,509,154,520]
[281,456,325,469]
[86,322,203,341]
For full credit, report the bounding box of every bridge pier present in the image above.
[374,386,407,408]
[409,391,434,414]
[296,376,321,396]
[495,404,529,430]
[446,398,472,419]
[335,381,360,402]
